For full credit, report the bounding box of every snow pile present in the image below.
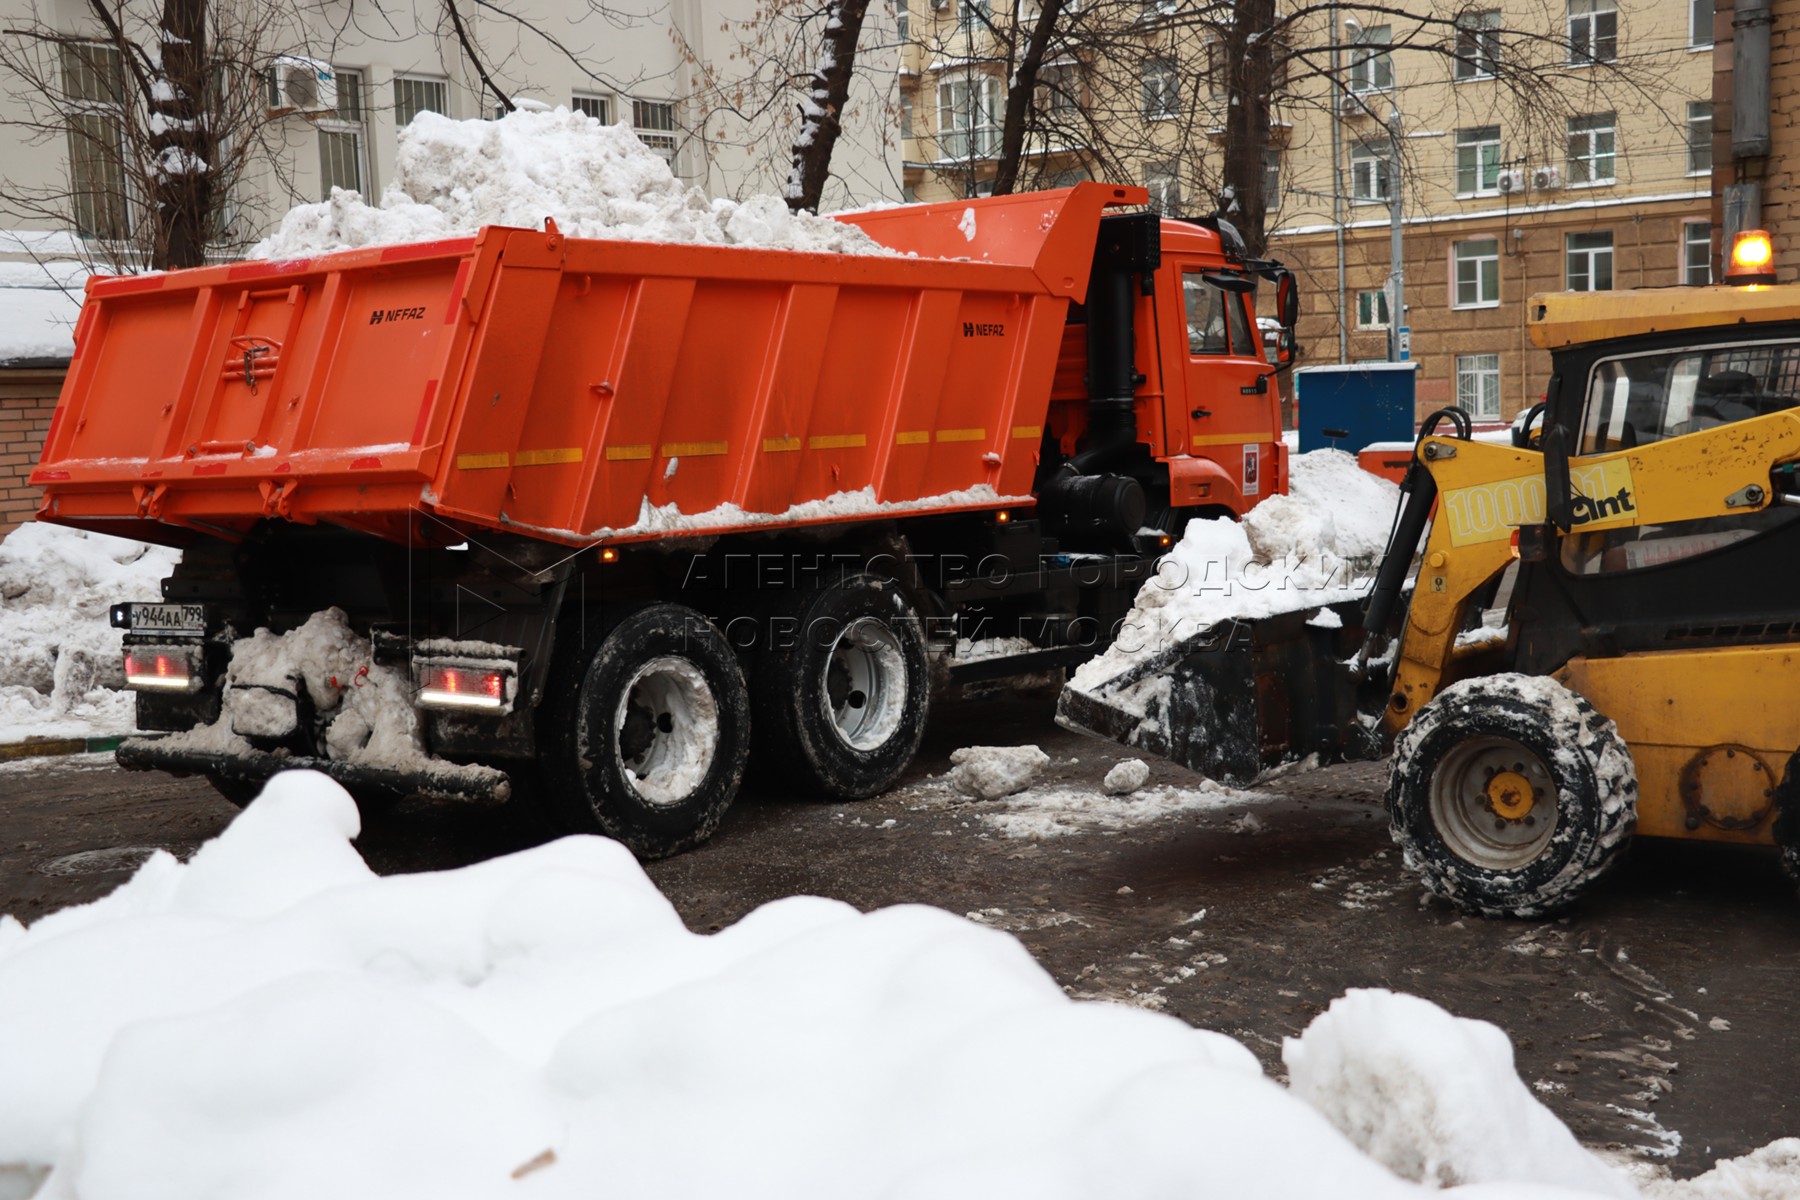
[0,770,1679,1200]
[1285,989,1635,1196]
[974,779,1274,839]
[949,744,1051,800]
[0,523,179,742]
[1102,757,1150,794]
[154,608,496,785]
[1644,1140,1800,1199]
[1065,449,1399,714]
[251,108,893,259]
[0,261,86,365]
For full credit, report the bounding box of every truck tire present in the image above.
[752,575,930,799]
[206,772,262,808]
[1771,750,1800,896]
[1386,674,1636,918]
[541,603,751,860]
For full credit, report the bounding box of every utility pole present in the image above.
[1386,105,1406,363]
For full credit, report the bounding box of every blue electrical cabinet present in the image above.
[1293,362,1417,454]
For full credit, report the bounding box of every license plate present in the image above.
[127,602,207,635]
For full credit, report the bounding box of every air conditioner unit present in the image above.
[1532,165,1563,190]
[266,56,337,116]
[1496,168,1525,195]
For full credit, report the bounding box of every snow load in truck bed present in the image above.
[251,108,895,259]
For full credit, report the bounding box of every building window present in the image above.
[937,74,1000,159]
[1688,101,1712,175]
[1036,64,1078,117]
[1142,58,1179,119]
[1566,231,1614,291]
[1454,238,1500,308]
[1456,126,1502,196]
[899,92,914,140]
[1356,288,1390,329]
[1457,354,1502,419]
[1454,11,1501,79]
[957,0,991,36]
[1144,160,1180,215]
[317,69,368,200]
[1691,0,1713,47]
[1351,139,1391,203]
[1684,221,1712,285]
[394,75,448,128]
[1566,113,1616,185]
[572,94,611,123]
[1263,147,1281,205]
[1349,25,1393,93]
[1567,0,1617,65]
[61,42,129,241]
[893,0,909,41]
[633,99,678,159]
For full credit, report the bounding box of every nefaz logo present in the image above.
[962,321,1005,337]
[1569,485,1636,525]
[369,306,427,325]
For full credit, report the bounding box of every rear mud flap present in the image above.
[1055,599,1391,785]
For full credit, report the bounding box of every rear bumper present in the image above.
[116,737,512,804]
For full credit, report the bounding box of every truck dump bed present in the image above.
[34,184,1142,547]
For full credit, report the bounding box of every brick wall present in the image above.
[0,368,67,539]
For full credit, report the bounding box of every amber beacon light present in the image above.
[1726,229,1777,286]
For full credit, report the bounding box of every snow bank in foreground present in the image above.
[1066,449,1399,703]
[1287,989,1635,1195]
[0,523,178,742]
[0,771,1647,1200]
[251,108,892,259]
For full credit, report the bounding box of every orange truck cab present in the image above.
[33,183,1297,858]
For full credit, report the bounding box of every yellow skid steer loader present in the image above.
[1061,230,1800,916]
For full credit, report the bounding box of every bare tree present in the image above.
[786,0,874,212]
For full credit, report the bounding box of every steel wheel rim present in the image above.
[822,617,907,752]
[613,656,719,808]
[1428,734,1559,870]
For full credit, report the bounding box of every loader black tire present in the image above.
[540,603,751,860]
[1770,749,1800,896]
[751,575,930,800]
[1386,674,1636,918]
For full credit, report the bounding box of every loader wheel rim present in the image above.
[823,617,907,752]
[614,657,719,808]
[1429,736,1557,870]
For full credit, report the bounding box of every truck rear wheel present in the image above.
[1387,674,1636,918]
[1771,750,1800,897]
[752,575,930,800]
[542,603,751,859]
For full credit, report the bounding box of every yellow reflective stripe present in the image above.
[1190,433,1258,447]
[604,444,652,461]
[660,441,729,457]
[514,447,583,467]
[454,452,509,470]
[936,427,986,442]
[808,433,867,450]
[1011,424,1043,439]
[895,430,930,445]
[763,436,803,453]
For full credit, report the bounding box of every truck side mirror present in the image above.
[1541,420,1574,532]
[1275,270,1299,329]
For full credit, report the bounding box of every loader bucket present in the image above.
[1055,598,1391,785]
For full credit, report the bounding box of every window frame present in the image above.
[1453,237,1501,309]
[1456,353,1502,420]
[632,97,679,160]
[1566,113,1617,187]
[1455,126,1503,197]
[1683,220,1713,286]
[1690,0,1714,47]
[61,41,131,242]
[935,71,1001,160]
[572,93,612,124]
[1350,139,1392,204]
[1348,25,1393,94]
[1141,57,1179,120]
[1453,10,1502,80]
[1566,230,1615,292]
[393,74,449,129]
[316,68,370,201]
[1566,0,1618,66]
[1355,288,1391,330]
[1144,159,1181,215]
[1687,101,1713,177]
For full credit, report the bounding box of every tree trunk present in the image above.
[786,0,873,214]
[990,0,1067,196]
[149,0,213,269]
[1220,0,1275,258]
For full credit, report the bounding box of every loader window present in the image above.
[1578,339,1800,454]
[1182,271,1252,356]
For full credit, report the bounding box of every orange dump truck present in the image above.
[34,182,1298,857]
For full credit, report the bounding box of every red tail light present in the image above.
[123,646,201,692]
[415,663,511,711]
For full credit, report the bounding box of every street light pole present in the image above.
[1386,105,1405,363]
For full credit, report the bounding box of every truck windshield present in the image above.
[1579,338,1800,454]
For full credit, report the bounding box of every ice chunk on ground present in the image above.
[0,522,180,742]
[1102,758,1150,794]
[949,744,1051,800]
[1645,1138,1800,1198]
[1284,988,1636,1196]
[251,108,894,259]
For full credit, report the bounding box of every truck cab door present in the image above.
[1168,267,1279,506]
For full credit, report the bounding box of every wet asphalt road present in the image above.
[4,689,1798,1180]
